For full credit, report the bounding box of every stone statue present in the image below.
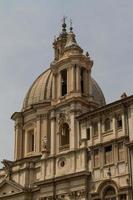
[41,136,49,159]
[1,159,13,180]
[42,136,48,151]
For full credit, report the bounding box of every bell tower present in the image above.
[51,21,93,106]
[50,20,95,157]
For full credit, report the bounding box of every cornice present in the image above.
[89,135,129,149]
[77,95,133,121]
[11,112,23,121]
[50,96,99,111]
[51,54,93,70]
[35,170,91,186]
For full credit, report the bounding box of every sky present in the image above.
[0,0,133,165]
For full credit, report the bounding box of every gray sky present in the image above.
[0,0,133,165]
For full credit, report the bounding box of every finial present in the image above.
[86,52,89,57]
[70,18,73,32]
[121,92,127,99]
[62,16,67,33]
[63,16,66,24]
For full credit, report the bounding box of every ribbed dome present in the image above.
[22,68,105,110]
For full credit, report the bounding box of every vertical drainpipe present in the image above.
[123,103,133,200]
[53,156,56,200]
[129,145,133,200]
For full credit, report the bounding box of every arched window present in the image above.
[104,186,116,200]
[104,118,111,132]
[60,123,70,148]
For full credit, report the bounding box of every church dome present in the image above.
[22,68,106,110]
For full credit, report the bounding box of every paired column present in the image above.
[76,65,81,93]
[58,72,61,98]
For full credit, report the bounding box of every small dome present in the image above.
[22,68,105,110]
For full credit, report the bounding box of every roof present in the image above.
[77,95,133,121]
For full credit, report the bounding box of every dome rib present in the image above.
[44,70,52,100]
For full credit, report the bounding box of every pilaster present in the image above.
[84,69,89,96]
[57,72,61,99]
[52,72,56,100]
[122,112,126,135]
[40,114,48,151]
[50,111,56,155]
[14,122,23,160]
[112,115,116,137]
[36,116,41,152]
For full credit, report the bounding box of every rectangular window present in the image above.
[119,194,126,200]
[86,128,90,140]
[31,134,34,152]
[105,145,113,164]
[94,149,100,167]
[118,143,124,161]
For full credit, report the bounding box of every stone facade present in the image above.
[0,20,133,200]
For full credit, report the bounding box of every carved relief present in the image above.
[56,112,71,134]
[39,197,53,200]
[69,189,87,199]
[40,114,48,120]
[15,122,23,131]
[75,189,87,199]
[58,157,66,168]
[40,190,87,200]
[56,194,65,200]
[42,136,48,151]
[41,136,49,158]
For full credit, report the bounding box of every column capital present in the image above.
[50,111,56,120]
